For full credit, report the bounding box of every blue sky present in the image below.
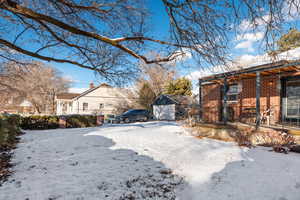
[43,1,300,92]
[53,1,171,92]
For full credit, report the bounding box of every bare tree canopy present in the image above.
[0,61,71,114]
[0,0,300,82]
[137,54,177,96]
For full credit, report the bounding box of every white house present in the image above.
[56,83,132,115]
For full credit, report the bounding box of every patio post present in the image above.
[199,79,202,120]
[223,77,228,124]
[256,71,261,128]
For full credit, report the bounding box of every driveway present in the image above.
[1,121,300,200]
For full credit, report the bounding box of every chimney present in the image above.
[89,82,94,89]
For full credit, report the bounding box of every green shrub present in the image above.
[0,115,22,149]
[65,115,97,128]
[20,115,97,130]
[0,114,97,148]
[20,115,59,130]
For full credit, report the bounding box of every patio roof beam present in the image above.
[200,61,300,83]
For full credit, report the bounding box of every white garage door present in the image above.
[153,104,175,120]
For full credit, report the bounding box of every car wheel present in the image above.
[124,118,130,123]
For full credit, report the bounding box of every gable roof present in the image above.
[56,83,124,101]
[19,100,33,107]
[73,83,113,100]
[56,93,80,100]
[153,94,195,105]
[169,95,195,105]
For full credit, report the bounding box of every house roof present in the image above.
[56,93,80,100]
[200,60,300,83]
[56,83,113,100]
[73,83,112,100]
[195,47,300,80]
[153,94,195,105]
[168,95,195,105]
[19,100,33,107]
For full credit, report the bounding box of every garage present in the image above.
[152,94,195,121]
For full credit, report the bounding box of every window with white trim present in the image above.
[99,103,104,109]
[227,84,239,102]
[83,103,88,111]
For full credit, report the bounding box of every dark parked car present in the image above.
[116,109,151,123]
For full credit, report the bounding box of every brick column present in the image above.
[223,77,228,124]
[59,116,66,128]
[96,115,104,126]
[199,79,202,120]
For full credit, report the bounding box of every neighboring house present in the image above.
[152,94,195,120]
[56,83,132,115]
[199,60,300,128]
[0,98,35,115]
[19,100,35,114]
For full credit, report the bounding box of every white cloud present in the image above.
[63,75,78,83]
[68,87,88,93]
[235,31,264,53]
[239,19,251,32]
[192,86,199,96]
[186,71,203,81]
[283,0,300,20]
[239,15,270,31]
[0,46,18,54]
[171,48,192,63]
[236,32,264,42]
[239,4,300,32]
[235,40,254,52]
[233,54,257,66]
[186,64,227,81]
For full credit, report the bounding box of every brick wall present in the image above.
[202,83,221,122]
[202,75,281,124]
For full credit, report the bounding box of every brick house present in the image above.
[199,60,300,128]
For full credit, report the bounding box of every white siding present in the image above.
[56,99,73,115]
[57,86,132,115]
[153,104,175,120]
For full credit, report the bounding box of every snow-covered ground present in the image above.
[1,121,300,200]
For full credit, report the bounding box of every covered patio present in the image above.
[199,60,300,129]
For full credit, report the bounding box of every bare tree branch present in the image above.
[0,38,105,73]
[0,0,299,84]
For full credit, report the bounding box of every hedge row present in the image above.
[0,114,98,148]
[0,114,22,150]
[21,115,59,130]
[20,115,98,130]
[65,115,97,129]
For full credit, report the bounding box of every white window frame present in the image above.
[83,102,88,111]
[99,103,104,109]
[226,83,239,103]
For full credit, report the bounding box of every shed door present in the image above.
[153,104,175,120]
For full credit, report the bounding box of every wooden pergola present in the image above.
[199,60,300,128]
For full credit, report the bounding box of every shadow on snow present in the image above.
[0,127,186,200]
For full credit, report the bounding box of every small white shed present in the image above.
[153,104,176,120]
[152,95,194,120]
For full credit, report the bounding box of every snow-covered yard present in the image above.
[1,121,300,200]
